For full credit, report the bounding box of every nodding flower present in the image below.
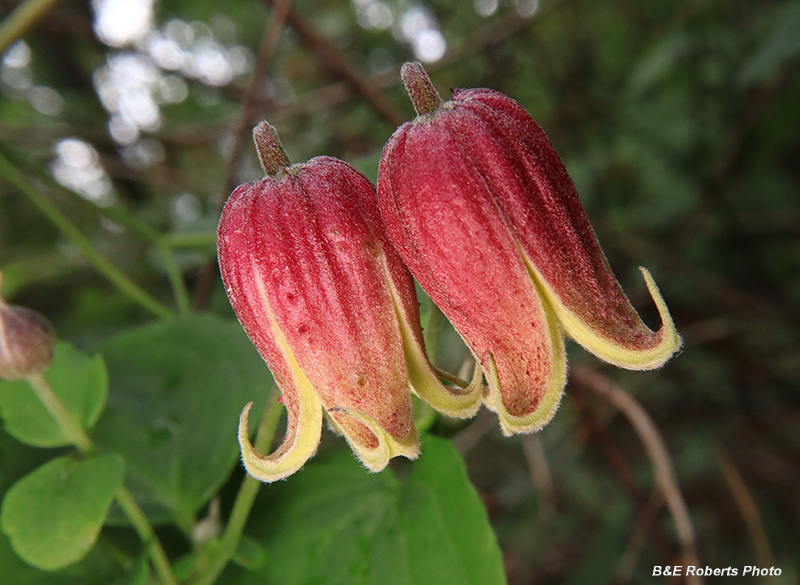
[217,122,482,482]
[377,63,681,436]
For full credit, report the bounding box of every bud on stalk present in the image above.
[378,63,681,435]
[218,123,481,482]
[0,272,56,381]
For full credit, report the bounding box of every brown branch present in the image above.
[617,489,665,584]
[452,408,496,456]
[193,0,293,311]
[217,0,293,212]
[254,0,572,116]
[434,0,572,73]
[716,445,775,573]
[262,0,403,128]
[573,366,701,585]
[569,380,678,564]
[522,433,557,523]
[83,0,576,153]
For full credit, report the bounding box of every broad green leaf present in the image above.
[396,439,507,584]
[0,528,133,585]
[233,535,268,571]
[0,342,108,448]
[224,436,507,585]
[0,454,124,571]
[93,314,270,526]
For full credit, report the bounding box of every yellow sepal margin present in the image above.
[382,261,484,418]
[328,408,420,472]
[482,304,567,436]
[521,252,682,370]
[238,392,322,483]
[237,274,324,483]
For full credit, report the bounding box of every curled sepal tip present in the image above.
[238,380,323,483]
[482,306,567,436]
[528,262,682,371]
[328,408,419,472]
[409,353,484,419]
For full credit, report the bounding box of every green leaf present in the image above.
[0,342,108,448]
[93,314,270,526]
[233,535,268,571]
[0,427,62,498]
[225,436,507,585]
[0,528,132,585]
[0,454,125,571]
[397,439,507,584]
[116,556,150,585]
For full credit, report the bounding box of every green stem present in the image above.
[115,487,179,585]
[423,296,444,366]
[59,185,161,243]
[0,153,173,320]
[0,0,61,55]
[434,366,468,389]
[12,152,191,317]
[26,372,94,455]
[157,244,192,318]
[191,388,283,585]
[25,373,178,585]
[162,232,217,248]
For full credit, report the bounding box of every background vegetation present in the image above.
[1,0,799,583]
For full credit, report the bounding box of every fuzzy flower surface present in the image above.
[377,63,681,435]
[217,123,481,482]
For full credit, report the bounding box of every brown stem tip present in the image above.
[252,121,291,176]
[401,62,443,117]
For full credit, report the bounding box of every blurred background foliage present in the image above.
[1,0,799,583]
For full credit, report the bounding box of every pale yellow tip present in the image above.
[238,391,323,483]
[329,408,420,472]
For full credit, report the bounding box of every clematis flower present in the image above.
[377,63,681,436]
[217,122,482,482]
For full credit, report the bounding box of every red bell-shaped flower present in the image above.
[377,63,681,435]
[218,122,481,481]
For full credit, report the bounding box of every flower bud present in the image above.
[377,63,681,435]
[218,122,481,482]
[0,273,56,380]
